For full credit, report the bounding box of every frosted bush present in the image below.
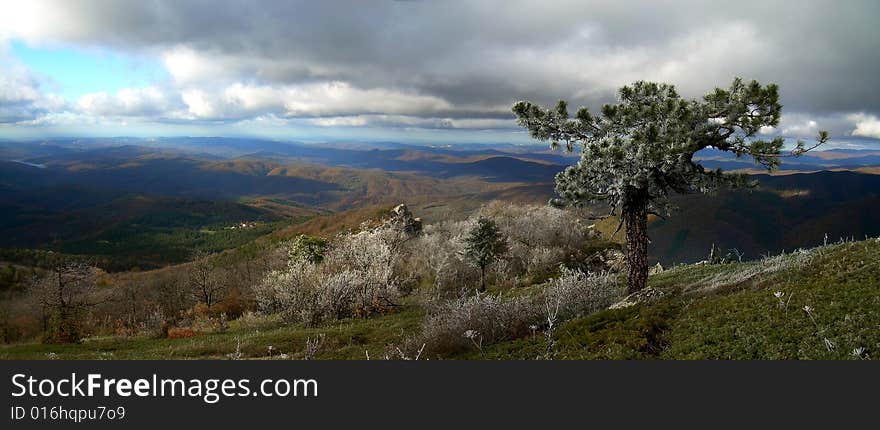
[255,225,402,325]
[419,293,539,354]
[542,268,621,320]
[480,202,593,250]
[477,202,597,282]
[415,268,622,355]
[135,307,166,338]
[490,257,520,289]
[408,220,478,292]
[254,258,320,318]
[527,246,565,276]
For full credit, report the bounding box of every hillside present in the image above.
[1,237,876,359]
[0,148,536,270]
[470,239,880,359]
[650,171,880,264]
[0,185,290,270]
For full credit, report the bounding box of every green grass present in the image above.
[0,306,422,360]
[662,241,880,359]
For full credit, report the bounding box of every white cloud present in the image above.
[0,2,71,43]
[0,48,66,123]
[162,46,215,85]
[282,82,453,116]
[849,113,880,139]
[179,81,453,120]
[77,86,182,117]
[759,125,776,135]
[781,119,819,138]
[493,21,769,102]
[310,116,370,127]
[308,115,515,129]
[161,45,328,87]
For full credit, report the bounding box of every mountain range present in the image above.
[1,137,879,269]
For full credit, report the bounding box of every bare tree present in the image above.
[32,261,106,343]
[187,251,225,310]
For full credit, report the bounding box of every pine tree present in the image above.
[513,78,827,293]
[464,217,507,292]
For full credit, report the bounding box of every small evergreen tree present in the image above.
[464,217,507,292]
[287,235,327,265]
[513,78,827,293]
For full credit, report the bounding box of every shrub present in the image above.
[480,202,598,277]
[408,221,478,293]
[232,311,282,330]
[542,268,621,321]
[135,307,166,338]
[167,328,197,339]
[414,269,623,356]
[418,293,539,355]
[254,225,401,325]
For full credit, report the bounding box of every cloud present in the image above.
[162,46,218,86]
[0,0,878,141]
[782,119,820,138]
[76,86,183,117]
[308,115,515,130]
[773,113,875,141]
[849,114,880,139]
[0,46,66,123]
[178,82,453,121]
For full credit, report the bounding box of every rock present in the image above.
[392,203,408,216]
[649,262,664,275]
[388,204,423,236]
[602,249,627,272]
[708,243,722,265]
[584,223,601,240]
[609,287,666,310]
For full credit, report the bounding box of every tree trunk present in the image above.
[623,194,649,294]
[479,265,486,292]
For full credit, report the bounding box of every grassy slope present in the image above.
[2,239,877,360]
[466,239,880,360]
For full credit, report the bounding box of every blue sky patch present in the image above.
[10,39,168,100]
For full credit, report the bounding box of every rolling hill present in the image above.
[2,137,880,271]
[0,142,554,270]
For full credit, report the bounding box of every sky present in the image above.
[0,0,879,147]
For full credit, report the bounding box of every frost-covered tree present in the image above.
[464,217,508,292]
[513,78,827,293]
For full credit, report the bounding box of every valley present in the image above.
[2,138,879,271]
